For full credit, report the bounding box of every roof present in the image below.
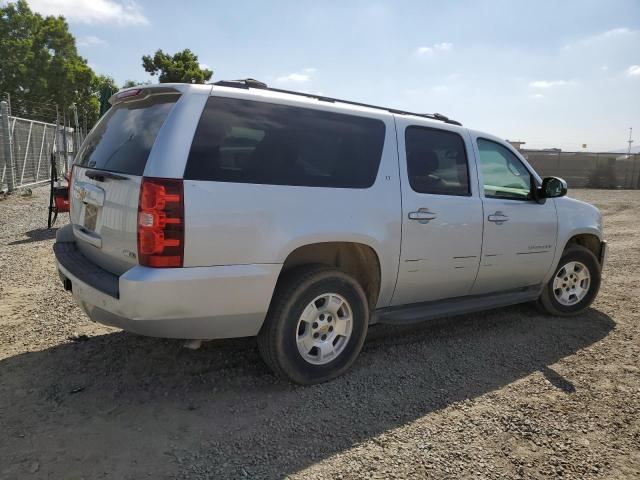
[210,79,462,126]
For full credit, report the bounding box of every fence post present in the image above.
[0,101,15,192]
[19,120,33,185]
[35,124,46,182]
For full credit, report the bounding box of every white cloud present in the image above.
[434,42,453,51]
[275,68,317,84]
[564,27,638,50]
[415,46,433,55]
[77,35,109,47]
[276,73,309,84]
[530,93,544,99]
[415,42,453,56]
[28,0,148,26]
[627,65,640,77]
[529,80,576,88]
[597,27,635,39]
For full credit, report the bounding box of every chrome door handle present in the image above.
[408,209,437,223]
[487,211,509,225]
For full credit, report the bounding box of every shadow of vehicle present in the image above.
[0,305,614,478]
[8,227,58,246]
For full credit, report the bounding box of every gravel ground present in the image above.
[0,187,639,480]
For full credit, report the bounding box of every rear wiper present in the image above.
[85,169,128,182]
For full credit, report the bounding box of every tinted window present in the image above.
[477,138,531,200]
[405,126,470,196]
[185,97,386,188]
[75,94,179,176]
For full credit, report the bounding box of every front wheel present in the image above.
[257,265,369,385]
[538,245,601,316]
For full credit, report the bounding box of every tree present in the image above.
[142,49,213,84]
[0,0,101,125]
[93,74,117,117]
[122,79,152,89]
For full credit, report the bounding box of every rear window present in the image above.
[184,97,386,188]
[75,94,179,176]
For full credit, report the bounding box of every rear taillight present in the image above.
[137,177,184,268]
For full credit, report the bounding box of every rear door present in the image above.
[71,91,181,274]
[470,136,557,295]
[391,120,483,306]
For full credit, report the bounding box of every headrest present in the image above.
[408,149,439,176]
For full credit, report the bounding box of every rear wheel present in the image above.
[538,245,601,316]
[257,265,369,385]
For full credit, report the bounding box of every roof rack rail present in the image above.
[212,79,462,126]
[213,78,267,89]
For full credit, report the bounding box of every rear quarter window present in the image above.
[184,97,386,188]
[75,94,179,176]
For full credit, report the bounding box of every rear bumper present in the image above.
[54,225,281,339]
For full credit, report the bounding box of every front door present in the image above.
[470,136,558,295]
[391,121,483,306]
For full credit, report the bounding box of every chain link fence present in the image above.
[1,96,84,193]
[523,150,640,189]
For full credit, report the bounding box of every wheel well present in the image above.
[280,242,381,309]
[565,234,602,261]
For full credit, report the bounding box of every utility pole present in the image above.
[628,127,634,156]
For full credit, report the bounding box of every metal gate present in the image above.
[0,100,75,192]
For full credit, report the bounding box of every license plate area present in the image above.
[84,203,98,231]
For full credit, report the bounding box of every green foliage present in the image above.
[122,79,152,89]
[0,0,100,125]
[0,2,215,127]
[94,75,118,94]
[142,49,213,84]
[94,74,117,116]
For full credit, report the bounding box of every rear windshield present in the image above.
[75,94,179,176]
[184,97,386,188]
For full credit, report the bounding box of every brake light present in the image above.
[116,89,141,101]
[137,178,184,268]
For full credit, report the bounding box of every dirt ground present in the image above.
[0,188,639,479]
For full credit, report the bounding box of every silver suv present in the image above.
[54,80,607,384]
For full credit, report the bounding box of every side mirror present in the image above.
[541,176,567,198]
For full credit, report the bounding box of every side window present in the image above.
[477,138,531,200]
[185,97,386,188]
[405,126,470,196]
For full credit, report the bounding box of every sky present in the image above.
[22,0,640,151]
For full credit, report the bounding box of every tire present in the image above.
[537,245,601,316]
[257,265,369,385]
